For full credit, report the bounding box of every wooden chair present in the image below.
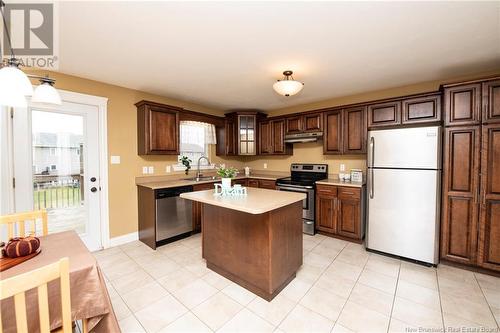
[0,257,72,333]
[0,209,48,241]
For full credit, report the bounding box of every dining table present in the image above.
[0,230,120,332]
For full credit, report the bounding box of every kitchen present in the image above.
[0,2,499,333]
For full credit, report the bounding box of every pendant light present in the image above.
[0,0,61,107]
[32,77,62,105]
[273,70,304,97]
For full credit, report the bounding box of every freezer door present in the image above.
[367,168,440,264]
[368,126,441,169]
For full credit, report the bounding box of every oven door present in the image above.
[275,185,314,220]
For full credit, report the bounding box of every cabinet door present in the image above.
[337,188,362,240]
[225,119,237,155]
[343,106,367,154]
[478,124,500,271]
[138,105,179,155]
[441,126,481,265]
[367,101,401,128]
[259,121,272,155]
[303,113,323,132]
[443,83,481,126]
[482,79,500,124]
[247,179,260,188]
[272,119,287,154]
[316,193,337,233]
[232,179,248,187]
[192,202,201,233]
[323,110,343,154]
[402,94,441,125]
[258,179,276,190]
[286,116,303,134]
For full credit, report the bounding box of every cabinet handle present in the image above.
[342,191,354,195]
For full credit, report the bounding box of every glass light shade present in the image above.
[0,89,27,107]
[32,82,62,105]
[273,79,304,96]
[0,65,33,96]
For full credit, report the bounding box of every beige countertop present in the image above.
[315,178,366,188]
[136,173,287,190]
[180,187,306,214]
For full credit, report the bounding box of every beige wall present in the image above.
[30,69,499,239]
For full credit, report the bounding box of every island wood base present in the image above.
[201,201,303,301]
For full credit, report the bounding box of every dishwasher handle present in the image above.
[155,186,193,199]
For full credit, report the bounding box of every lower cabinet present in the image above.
[247,179,260,188]
[316,185,365,242]
[258,179,277,190]
[192,182,215,232]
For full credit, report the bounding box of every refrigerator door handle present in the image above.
[370,168,374,199]
[370,136,375,168]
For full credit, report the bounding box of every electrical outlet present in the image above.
[142,166,148,174]
[165,165,171,173]
[148,166,154,174]
[340,164,346,172]
[263,163,268,169]
[110,155,121,164]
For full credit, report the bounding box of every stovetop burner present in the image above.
[276,163,328,188]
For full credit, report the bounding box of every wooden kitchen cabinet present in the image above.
[316,185,365,242]
[323,109,343,154]
[367,101,401,128]
[247,179,260,188]
[258,121,272,155]
[192,182,217,232]
[443,83,481,126]
[303,113,323,132]
[232,179,248,186]
[477,124,500,271]
[258,179,277,190]
[482,79,500,124]
[136,101,181,155]
[343,106,367,154]
[402,93,441,125]
[316,186,337,234]
[285,116,303,134]
[441,126,481,265]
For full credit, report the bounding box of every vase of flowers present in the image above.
[180,156,192,175]
[216,165,238,188]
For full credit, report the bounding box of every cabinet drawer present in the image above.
[193,182,215,191]
[232,179,248,186]
[338,187,361,200]
[247,179,260,188]
[316,185,338,196]
[258,179,277,190]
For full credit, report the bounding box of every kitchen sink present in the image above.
[184,176,219,182]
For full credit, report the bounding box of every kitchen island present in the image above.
[180,187,305,301]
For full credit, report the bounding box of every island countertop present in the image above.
[180,187,306,214]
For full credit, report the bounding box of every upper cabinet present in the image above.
[285,113,323,135]
[136,101,181,155]
[323,109,343,154]
[259,118,292,155]
[343,106,367,154]
[217,111,267,156]
[443,83,481,126]
[402,93,441,125]
[238,114,257,155]
[482,79,500,124]
[367,101,401,128]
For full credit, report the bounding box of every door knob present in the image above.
[90,177,96,182]
[91,187,97,193]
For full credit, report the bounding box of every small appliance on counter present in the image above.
[244,166,251,176]
[276,163,328,235]
[350,169,363,182]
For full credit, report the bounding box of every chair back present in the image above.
[0,258,72,333]
[0,210,48,241]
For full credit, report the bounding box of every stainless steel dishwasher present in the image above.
[155,185,193,243]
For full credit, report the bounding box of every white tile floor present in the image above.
[94,233,500,333]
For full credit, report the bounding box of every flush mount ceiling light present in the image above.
[273,70,304,97]
[0,0,61,107]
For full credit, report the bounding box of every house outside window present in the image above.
[177,121,217,170]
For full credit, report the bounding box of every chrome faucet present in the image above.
[196,156,210,179]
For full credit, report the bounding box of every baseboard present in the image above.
[107,232,139,248]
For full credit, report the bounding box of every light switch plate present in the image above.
[340,164,346,172]
[110,155,121,164]
[263,163,268,169]
[165,165,171,173]
[142,166,148,174]
[148,166,154,174]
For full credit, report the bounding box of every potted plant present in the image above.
[180,156,192,175]
[216,165,238,188]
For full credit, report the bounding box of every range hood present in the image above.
[284,131,323,143]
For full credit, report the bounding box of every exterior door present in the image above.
[13,101,103,251]
[477,124,500,271]
[441,126,481,265]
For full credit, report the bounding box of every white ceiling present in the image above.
[58,1,500,111]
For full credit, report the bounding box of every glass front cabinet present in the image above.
[238,114,256,155]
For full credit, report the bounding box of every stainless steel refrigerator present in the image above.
[366,126,441,265]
